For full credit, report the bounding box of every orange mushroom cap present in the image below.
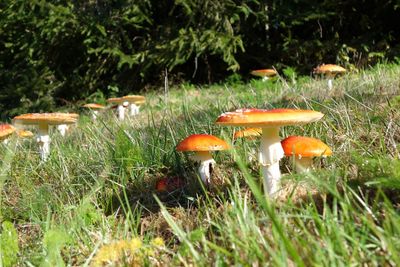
[176,134,229,152]
[0,124,16,140]
[250,69,277,77]
[122,95,145,102]
[83,103,105,109]
[233,128,262,139]
[13,113,77,126]
[216,108,324,127]
[313,64,346,75]
[281,136,332,157]
[17,130,34,138]
[106,97,125,104]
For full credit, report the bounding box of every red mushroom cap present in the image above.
[176,134,229,152]
[281,136,332,157]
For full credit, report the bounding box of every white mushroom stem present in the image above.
[262,76,269,82]
[91,110,99,120]
[57,124,68,136]
[129,103,140,116]
[190,151,216,185]
[37,124,50,161]
[327,79,333,90]
[258,127,284,196]
[294,157,313,173]
[117,105,125,120]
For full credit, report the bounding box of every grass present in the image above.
[1,63,400,266]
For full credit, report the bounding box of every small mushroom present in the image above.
[107,97,128,121]
[233,128,262,140]
[13,113,78,161]
[216,108,324,196]
[176,134,229,185]
[83,103,105,120]
[56,113,79,136]
[281,136,332,173]
[122,95,146,117]
[250,69,278,81]
[0,124,16,144]
[17,130,34,138]
[233,128,262,161]
[156,176,185,192]
[313,64,346,90]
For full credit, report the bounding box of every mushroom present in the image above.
[56,113,79,136]
[233,128,262,140]
[122,95,146,117]
[176,134,229,185]
[281,136,332,173]
[0,124,16,144]
[250,69,278,81]
[107,97,128,121]
[13,113,78,161]
[216,108,324,196]
[83,103,105,120]
[16,130,34,138]
[156,176,185,192]
[233,128,262,161]
[313,64,346,90]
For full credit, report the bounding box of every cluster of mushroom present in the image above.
[106,95,146,121]
[175,108,332,197]
[0,124,35,145]
[251,64,346,90]
[1,92,146,162]
[12,113,79,161]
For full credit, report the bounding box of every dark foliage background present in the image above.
[1,0,399,117]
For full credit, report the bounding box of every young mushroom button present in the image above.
[176,134,229,185]
[281,136,332,173]
[216,108,324,197]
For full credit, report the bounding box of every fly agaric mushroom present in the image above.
[0,124,16,144]
[281,136,332,173]
[216,108,324,196]
[233,128,262,162]
[233,128,262,140]
[122,95,145,117]
[56,113,79,136]
[13,113,78,161]
[17,129,34,138]
[313,64,346,90]
[250,69,278,81]
[176,134,229,185]
[83,103,105,120]
[156,176,185,192]
[107,97,128,121]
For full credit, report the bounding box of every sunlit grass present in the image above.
[1,63,400,266]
